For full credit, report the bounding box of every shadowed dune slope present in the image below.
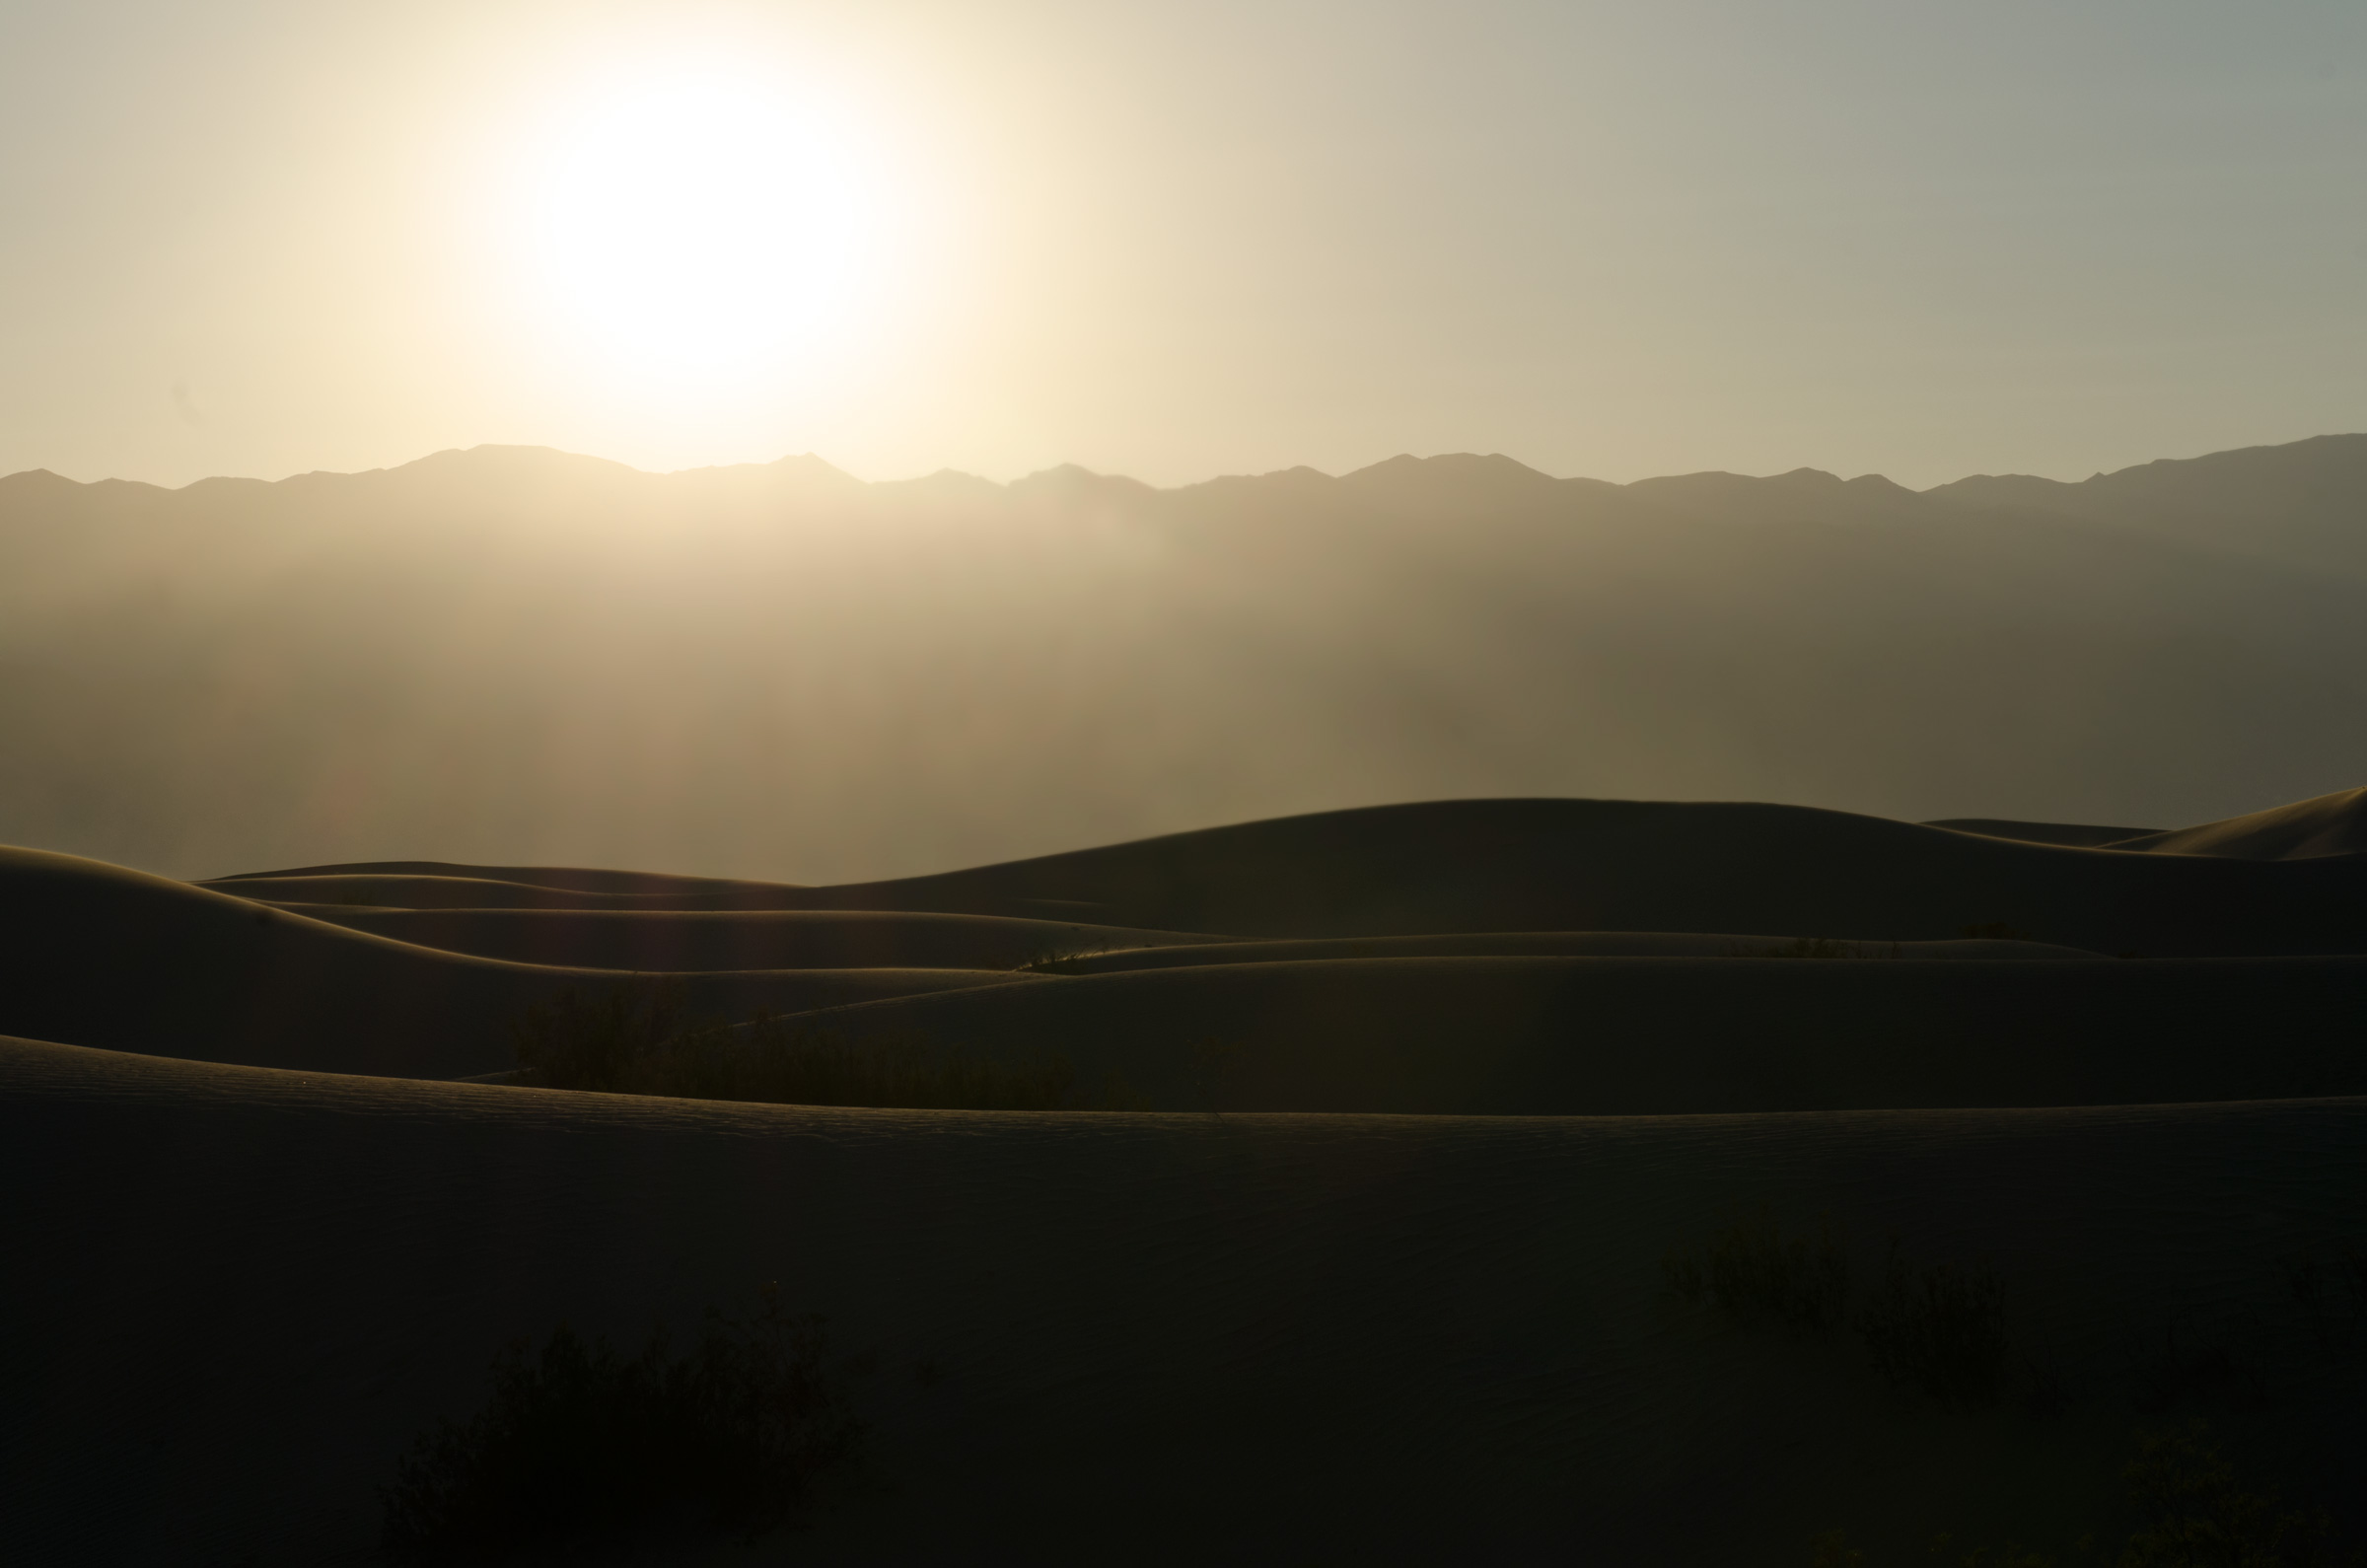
[196,872,811,909]
[2,1036,2359,1564]
[213,799,2367,955]
[784,955,2367,1114]
[2105,785,2367,860]
[262,905,1222,971]
[207,858,814,896]
[774,800,2361,955]
[0,848,1037,1078]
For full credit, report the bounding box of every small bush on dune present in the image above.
[2121,1419,2333,1566]
[1808,1420,2343,1566]
[511,988,689,1095]
[1857,1240,2010,1406]
[1664,1207,1853,1336]
[382,1286,863,1558]
[1665,1215,2008,1404]
[2285,1241,2367,1358]
[638,1014,1075,1110]
[513,990,1076,1110]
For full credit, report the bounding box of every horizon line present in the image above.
[9,429,2363,499]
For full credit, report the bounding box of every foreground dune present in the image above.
[772,953,2367,1113]
[2,1035,2357,1564]
[7,786,2366,1560]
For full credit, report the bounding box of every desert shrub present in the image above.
[1808,1421,2343,1566]
[1810,1531,2072,1566]
[1774,938,1866,961]
[2121,1419,2330,1567]
[2125,1322,2267,1418]
[512,987,691,1094]
[382,1286,863,1558]
[2285,1242,2367,1358]
[1664,1208,1853,1336]
[514,991,1075,1109]
[640,1014,1075,1109]
[1855,1241,2009,1405]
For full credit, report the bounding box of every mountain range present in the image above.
[3,433,2361,882]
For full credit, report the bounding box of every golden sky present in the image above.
[4,0,2362,489]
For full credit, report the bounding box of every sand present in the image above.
[773,953,2367,1114]
[6,787,2366,1561]
[2104,784,2367,860]
[266,905,1224,971]
[3,1034,2359,1563]
[0,846,1040,1078]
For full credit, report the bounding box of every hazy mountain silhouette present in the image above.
[2,434,2362,882]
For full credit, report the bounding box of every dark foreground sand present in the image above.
[3,1035,2361,1565]
[6,788,2365,1561]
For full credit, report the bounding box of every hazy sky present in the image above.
[4,0,2362,490]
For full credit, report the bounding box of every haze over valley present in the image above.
[7,431,2365,884]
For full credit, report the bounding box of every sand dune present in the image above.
[776,953,2367,1114]
[0,846,1038,1078]
[209,858,816,896]
[4,1034,2357,1563]
[801,798,2367,954]
[256,904,1218,971]
[2103,784,2367,860]
[1038,931,2107,971]
[11,788,2366,1094]
[739,798,2362,955]
[8,785,2367,1559]
[200,871,813,909]
[212,798,2367,956]
[1920,817,2162,847]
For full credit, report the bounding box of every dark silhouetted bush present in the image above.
[511,987,691,1095]
[2121,1419,2331,1567]
[382,1286,863,1558]
[1667,1214,2012,1404]
[514,990,1075,1109]
[2125,1321,2268,1418]
[1809,1420,2344,1565]
[2286,1241,2367,1359]
[1664,1207,1853,1336]
[1856,1240,2009,1405]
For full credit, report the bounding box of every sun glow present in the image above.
[513,62,889,381]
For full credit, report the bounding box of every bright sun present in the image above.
[519,65,882,377]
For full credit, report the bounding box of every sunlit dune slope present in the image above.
[2103,785,2367,860]
[0,847,1036,1078]
[780,953,2367,1114]
[3,1035,2357,1563]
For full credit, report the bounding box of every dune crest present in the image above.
[2102,784,2367,860]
